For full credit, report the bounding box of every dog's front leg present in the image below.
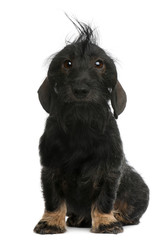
[91,170,123,234]
[34,168,66,234]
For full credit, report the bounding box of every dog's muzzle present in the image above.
[71,83,90,99]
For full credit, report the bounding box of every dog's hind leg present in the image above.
[114,164,149,226]
[114,200,141,226]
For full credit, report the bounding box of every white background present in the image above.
[0,0,167,239]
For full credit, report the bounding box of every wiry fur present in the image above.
[34,20,149,234]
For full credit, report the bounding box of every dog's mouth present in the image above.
[58,99,109,133]
[55,85,110,132]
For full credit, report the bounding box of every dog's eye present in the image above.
[95,60,104,69]
[64,60,72,69]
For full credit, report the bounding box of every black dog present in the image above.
[34,21,149,234]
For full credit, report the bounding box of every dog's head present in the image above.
[38,21,126,120]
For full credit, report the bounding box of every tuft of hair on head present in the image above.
[65,14,98,47]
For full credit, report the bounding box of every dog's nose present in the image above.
[72,85,90,99]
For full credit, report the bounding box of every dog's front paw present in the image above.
[34,220,66,234]
[91,222,123,234]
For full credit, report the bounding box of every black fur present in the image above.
[34,20,149,234]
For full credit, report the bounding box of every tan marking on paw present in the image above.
[91,206,117,231]
[42,202,67,229]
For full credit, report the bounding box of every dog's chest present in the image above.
[66,124,103,153]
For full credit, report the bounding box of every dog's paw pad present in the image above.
[34,220,66,234]
[92,222,123,234]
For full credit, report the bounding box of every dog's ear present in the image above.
[38,78,51,113]
[111,81,127,119]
